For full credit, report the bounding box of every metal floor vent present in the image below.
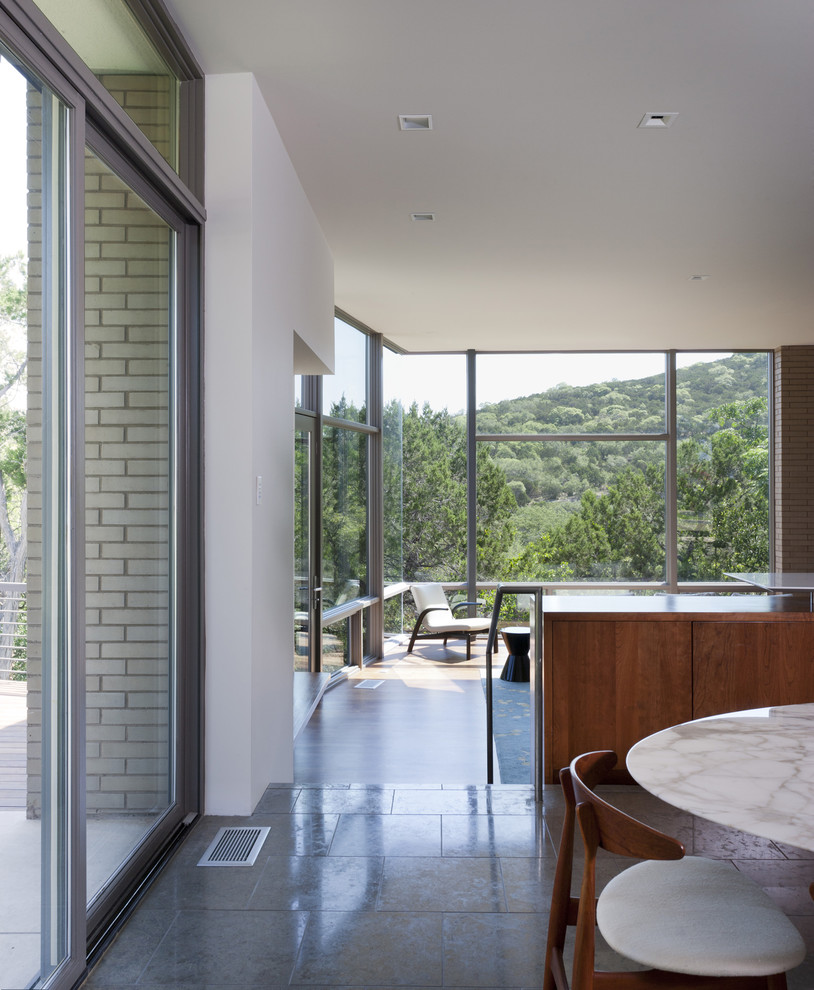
[197,826,270,867]
[354,680,384,689]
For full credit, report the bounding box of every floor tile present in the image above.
[290,911,443,986]
[249,856,384,912]
[293,789,395,815]
[775,840,814,861]
[734,858,814,888]
[683,817,784,859]
[441,813,549,858]
[442,913,545,987]
[139,857,265,911]
[391,789,492,815]
[377,856,507,912]
[254,787,303,814]
[83,909,179,986]
[499,856,558,913]
[329,814,442,857]
[138,909,308,985]
[241,814,341,858]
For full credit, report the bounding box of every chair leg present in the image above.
[466,634,472,662]
[407,618,421,654]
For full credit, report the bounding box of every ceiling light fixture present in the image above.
[399,114,433,130]
[688,274,710,281]
[411,213,435,221]
[638,112,679,129]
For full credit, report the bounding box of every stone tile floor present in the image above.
[81,780,814,989]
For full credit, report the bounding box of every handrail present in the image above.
[321,594,379,626]
[485,583,545,801]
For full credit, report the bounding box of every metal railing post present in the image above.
[485,583,544,801]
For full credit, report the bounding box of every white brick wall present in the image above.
[84,148,172,816]
[26,74,176,819]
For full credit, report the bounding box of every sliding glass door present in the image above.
[0,40,80,989]
[83,146,177,907]
[0,2,203,982]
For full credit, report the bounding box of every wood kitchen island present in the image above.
[542,594,814,783]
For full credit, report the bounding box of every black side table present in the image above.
[499,626,530,682]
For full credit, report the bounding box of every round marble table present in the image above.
[627,703,814,852]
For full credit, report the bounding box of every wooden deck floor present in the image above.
[294,637,495,785]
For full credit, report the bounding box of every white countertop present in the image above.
[627,703,814,852]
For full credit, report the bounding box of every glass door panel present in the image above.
[84,149,175,902]
[294,414,320,671]
[0,46,74,988]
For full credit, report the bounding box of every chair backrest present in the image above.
[569,752,686,990]
[411,583,453,620]
[544,751,684,990]
[543,753,617,990]
[571,751,686,862]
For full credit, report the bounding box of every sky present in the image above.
[0,57,28,259]
[382,349,732,415]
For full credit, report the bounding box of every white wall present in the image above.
[205,73,334,814]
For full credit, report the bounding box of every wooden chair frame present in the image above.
[544,750,791,990]
[407,589,496,661]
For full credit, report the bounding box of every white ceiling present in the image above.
[165,0,814,353]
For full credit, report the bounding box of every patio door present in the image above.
[295,413,321,671]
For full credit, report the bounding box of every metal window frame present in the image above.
[469,348,772,595]
[301,312,383,671]
[0,1,205,984]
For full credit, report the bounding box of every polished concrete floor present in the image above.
[81,639,814,989]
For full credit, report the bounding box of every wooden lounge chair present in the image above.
[407,582,495,662]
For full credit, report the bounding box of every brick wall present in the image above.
[26,74,174,819]
[25,85,43,819]
[83,150,171,815]
[774,346,814,571]
[97,73,176,168]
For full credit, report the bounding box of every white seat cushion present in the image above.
[597,855,806,977]
[422,613,490,633]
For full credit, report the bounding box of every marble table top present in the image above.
[627,703,814,851]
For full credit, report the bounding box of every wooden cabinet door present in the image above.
[547,619,692,782]
[693,622,814,718]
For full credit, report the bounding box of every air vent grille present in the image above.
[197,826,270,866]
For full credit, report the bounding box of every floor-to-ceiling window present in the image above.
[379,348,770,606]
[0,39,75,988]
[0,1,202,985]
[297,315,377,674]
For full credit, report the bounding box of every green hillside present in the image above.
[389,352,770,585]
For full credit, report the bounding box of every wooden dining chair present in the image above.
[544,750,806,990]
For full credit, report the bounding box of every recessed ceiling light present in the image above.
[399,114,433,130]
[688,274,710,281]
[638,112,679,129]
[411,213,435,221]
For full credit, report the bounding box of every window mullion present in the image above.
[665,351,678,591]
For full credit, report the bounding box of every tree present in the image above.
[677,397,769,579]
[538,467,662,580]
[0,254,28,679]
[398,402,516,582]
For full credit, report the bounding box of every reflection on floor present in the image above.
[81,639,814,989]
